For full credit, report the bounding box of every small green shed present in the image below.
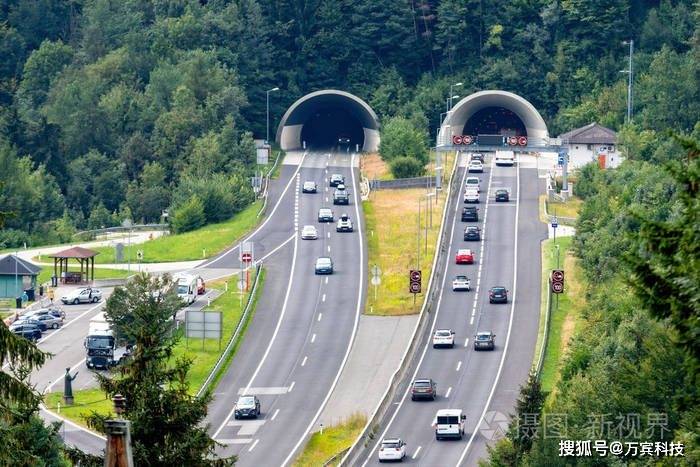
[0,254,41,299]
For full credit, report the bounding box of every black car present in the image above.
[495,189,510,202]
[489,286,508,304]
[470,153,485,162]
[234,395,261,419]
[474,331,496,350]
[330,174,345,187]
[10,324,42,342]
[318,208,334,222]
[464,226,481,241]
[411,379,437,401]
[333,189,349,205]
[20,318,48,332]
[461,206,479,222]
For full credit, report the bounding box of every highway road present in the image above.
[358,153,545,466]
[202,150,366,466]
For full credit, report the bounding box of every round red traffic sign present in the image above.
[410,282,421,293]
[452,135,463,145]
[552,281,564,293]
[241,252,253,263]
[552,270,564,282]
[410,270,421,282]
[518,136,528,146]
[463,135,473,144]
[508,136,518,146]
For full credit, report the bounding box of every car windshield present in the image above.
[467,227,477,232]
[477,334,491,340]
[177,285,189,294]
[492,287,506,293]
[414,381,431,387]
[436,330,452,336]
[320,209,331,215]
[467,178,478,184]
[303,226,315,231]
[455,276,467,281]
[317,258,331,265]
[458,250,470,255]
[382,441,401,449]
[86,336,113,348]
[237,396,255,406]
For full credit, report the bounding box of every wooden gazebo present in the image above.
[48,246,99,284]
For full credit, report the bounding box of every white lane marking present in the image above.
[327,232,330,238]
[248,439,259,452]
[217,438,252,444]
[458,150,522,464]
[271,409,280,421]
[464,338,470,348]
[288,381,296,393]
[456,361,462,371]
[237,387,290,395]
[311,334,316,343]
[470,316,474,325]
[325,197,329,203]
[39,301,103,345]
[44,358,86,393]
[253,233,296,267]
[318,313,322,322]
[325,277,328,284]
[40,405,106,441]
[213,232,300,439]
[413,446,422,459]
[196,151,308,270]
[301,356,308,367]
[445,387,452,398]
[362,162,469,466]
[283,152,367,466]
[322,294,326,302]
[327,245,331,253]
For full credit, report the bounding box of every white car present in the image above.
[301,225,318,240]
[336,214,353,232]
[302,181,317,193]
[468,160,483,173]
[434,409,466,440]
[463,187,479,203]
[60,287,102,305]
[465,176,481,192]
[432,329,455,348]
[378,438,406,462]
[452,275,471,291]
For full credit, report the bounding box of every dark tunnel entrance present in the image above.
[462,106,527,137]
[300,107,365,150]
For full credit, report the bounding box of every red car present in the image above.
[455,249,475,264]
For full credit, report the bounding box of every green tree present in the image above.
[379,116,428,165]
[89,273,235,466]
[170,195,205,233]
[390,156,424,178]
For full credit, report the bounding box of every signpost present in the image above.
[240,242,254,291]
[371,264,381,301]
[551,269,564,294]
[409,270,422,308]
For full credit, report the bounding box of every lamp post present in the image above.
[449,82,463,110]
[445,95,460,113]
[620,40,634,123]
[266,87,280,144]
[121,218,132,273]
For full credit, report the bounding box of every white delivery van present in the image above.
[495,150,515,166]
[173,274,197,305]
[434,409,466,440]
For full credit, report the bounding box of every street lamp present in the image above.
[266,87,280,144]
[446,95,460,113]
[620,40,634,123]
[449,82,463,110]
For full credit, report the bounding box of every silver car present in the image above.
[60,287,102,304]
[26,313,63,329]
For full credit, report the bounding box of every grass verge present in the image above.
[533,237,585,393]
[545,197,582,222]
[44,389,112,428]
[293,413,366,467]
[363,153,393,180]
[36,266,131,285]
[89,201,261,264]
[363,188,446,316]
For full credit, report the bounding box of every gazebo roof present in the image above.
[48,246,100,259]
[0,254,41,276]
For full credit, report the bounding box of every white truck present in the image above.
[84,312,130,370]
[173,273,198,305]
[495,150,515,166]
[434,409,467,440]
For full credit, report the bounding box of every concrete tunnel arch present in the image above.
[439,90,549,146]
[276,90,380,152]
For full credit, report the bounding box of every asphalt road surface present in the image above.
[202,150,367,466]
[359,154,545,466]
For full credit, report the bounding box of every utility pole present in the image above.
[266,87,280,144]
[621,40,634,123]
[104,394,134,467]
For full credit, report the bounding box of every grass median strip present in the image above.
[294,413,366,467]
[89,201,261,264]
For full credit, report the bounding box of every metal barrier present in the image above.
[73,224,169,241]
[340,152,461,466]
[369,176,434,190]
[534,283,553,376]
[196,263,262,397]
[258,151,282,218]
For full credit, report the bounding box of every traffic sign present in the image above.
[409,281,421,293]
[551,220,558,229]
[371,276,381,286]
[551,281,564,293]
[452,135,463,145]
[558,154,566,165]
[552,270,564,282]
[409,269,422,294]
[410,270,421,282]
[371,265,382,277]
[518,136,528,146]
[551,269,564,294]
[241,252,252,263]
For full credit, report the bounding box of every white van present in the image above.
[495,150,515,166]
[173,274,197,305]
[434,409,466,440]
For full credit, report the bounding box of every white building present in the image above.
[559,122,623,169]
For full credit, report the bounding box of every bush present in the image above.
[0,228,30,249]
[170,195,205,233]
[390,156,425,178]
[379,116,429,165]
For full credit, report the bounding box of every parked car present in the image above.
[452,275,471,291]
[302,181,317,193]
[470,153,485,162]
[10,323,42,342]
[233,395,260,419]
[318,208,334,223]
[474,331,496,350]
[26,307,65,321]
[465,176,481,192]
[468,160,484,173]
[60,287,102,305]
[463,187,480,203]
[495,189,510,202]
[330,173,345,187]
[463,226,481,241]
[336,214,353,232]
[15,318,48,332]
[432,329,455,348]
[461,206,479,222]
[378,438,406,462]
[315,257,334,274]
[455,249,475,264]
[24,313,62,329]
[301,225,318,240]
[489,286,508,303]
[411,378,437,401]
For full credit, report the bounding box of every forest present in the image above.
[1,0,698,247]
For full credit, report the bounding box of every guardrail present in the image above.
[196,263,262,397]
[369,176,434,190]
[73,224,169,241]
[257,151,282,218]
[340,152,461,466]
[534,282,553,376]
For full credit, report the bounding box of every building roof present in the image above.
[559,122,617,144]
[0,254,41,276]
[48,246,99,259]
